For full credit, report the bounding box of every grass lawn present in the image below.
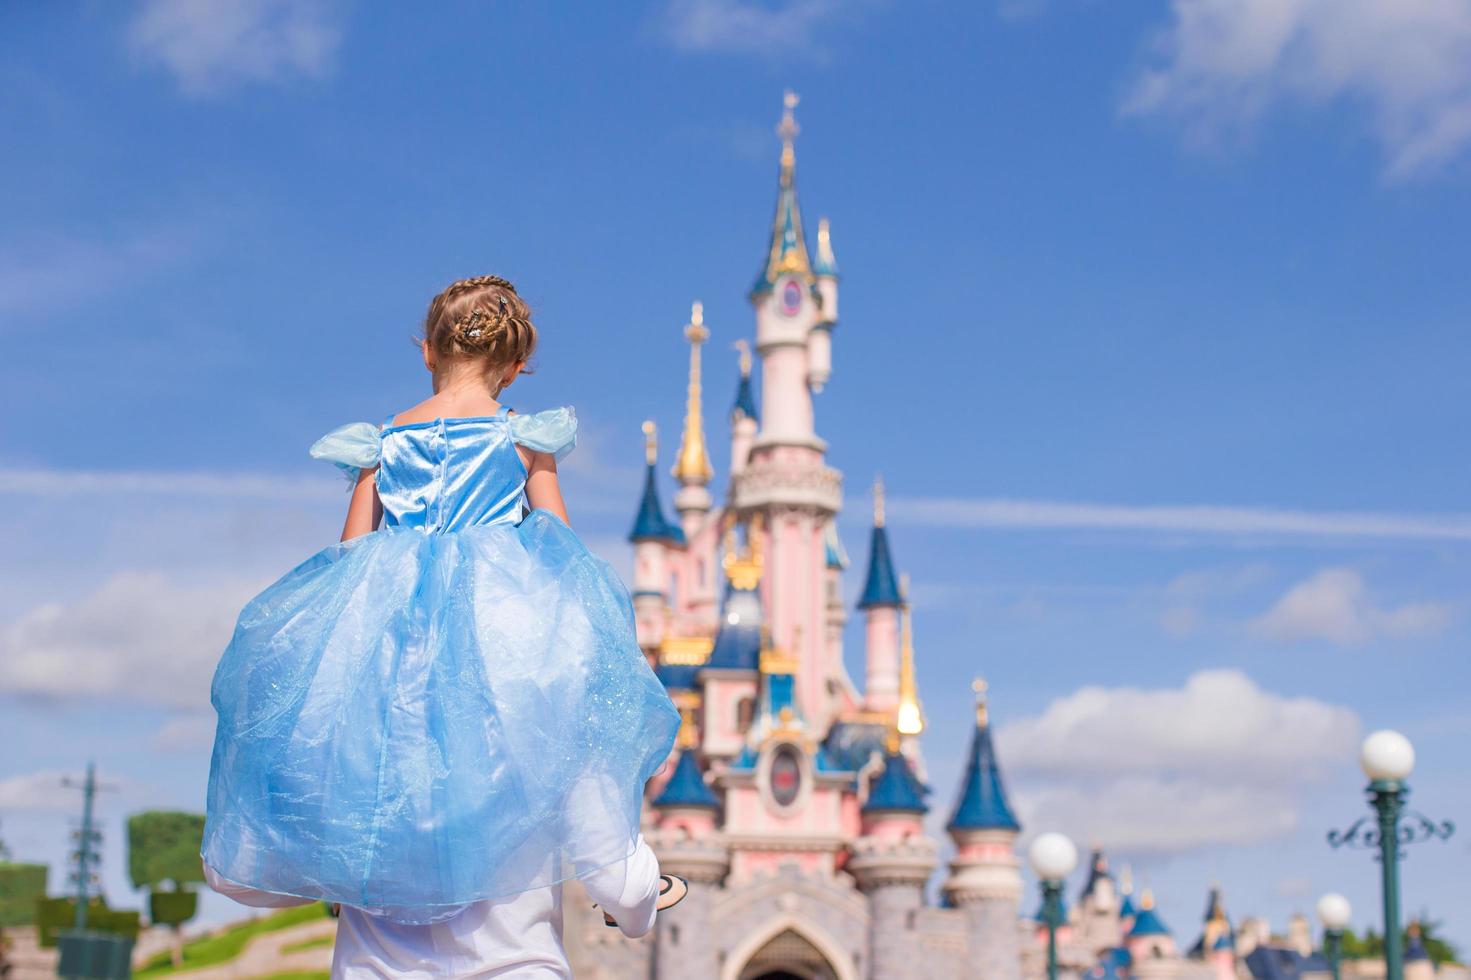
[281,934,334,954]
[134,903,330,976]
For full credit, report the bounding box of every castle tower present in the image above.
[732,91,844,727]
[652,717,719,838]
[858,476,903,713]
[649,702,728,980]
[729,340,758,477]
[630,420,683,652]
[1190,884,1236,980]
[850,727,937,980]
[1076,847,1122,951]
[672,301,714,536]
[809,217,839,391]
[944,680,1024,980]
[699,521,764,758]
[1126,891,1178,979]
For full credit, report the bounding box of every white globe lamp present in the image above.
[1317,892,1351,931]
[1028,832,1079,883]
[1360,730,1415,783]
[1318,892,1352,980]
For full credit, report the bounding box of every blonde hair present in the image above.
[421,275,537,374]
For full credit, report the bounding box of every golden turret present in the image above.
[676,704,698,749]
[722,514,765,591]
[895,573,925,736]
[672,301,714,484]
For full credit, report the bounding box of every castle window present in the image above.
[736,696,755,733]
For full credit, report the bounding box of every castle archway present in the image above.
[723,917,856,980]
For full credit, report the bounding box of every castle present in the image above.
[557,95,1371,980]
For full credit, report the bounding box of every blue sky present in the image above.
[2,0,1469,949]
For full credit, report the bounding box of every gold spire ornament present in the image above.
[735,338,752,378]
[972,676,989,727]
[873,474,886,528]
[642,419,657,466]
[672,301,714,484]
[895,573,925,736]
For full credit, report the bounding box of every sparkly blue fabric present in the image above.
[203,407,678,923]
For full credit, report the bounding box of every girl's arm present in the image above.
[524,450,570,525]
[340,467,382,541]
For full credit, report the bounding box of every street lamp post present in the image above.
[1029,833,1079,980]
[1327,731,1454,980]
[1317,893,1351,980]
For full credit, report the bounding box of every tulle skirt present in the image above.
[201,509,679,924]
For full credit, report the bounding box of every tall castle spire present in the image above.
[895,574,925,737]
[750,90,814,298]
[673,301,713,485]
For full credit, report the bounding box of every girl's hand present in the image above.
[340,466,382,541]
[524,449,570,525]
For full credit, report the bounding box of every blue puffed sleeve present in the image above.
[309,422,382,486]
[509,406,578,462]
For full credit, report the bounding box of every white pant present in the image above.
[204,838,662,979]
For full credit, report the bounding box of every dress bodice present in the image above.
[310,406,577,533]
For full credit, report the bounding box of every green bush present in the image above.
[148,888,198,927]
[0,863,48,926]
[35,896,140,947]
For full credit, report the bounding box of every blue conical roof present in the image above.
[857,524,902,608]
[862,750,928,814]
[947,714,1020,832]
[1120,893,1137,918]
[653,750,718,809]
[1080,848,1114,902]
[629,463,683,544]
[1129,903,1171,937]
[706,583,762,672]
[732,370,758,424]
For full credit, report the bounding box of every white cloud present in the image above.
[884,496,1471,543]
[656,0,864,56]
[0,771,87,812]
[1014,778,1299,853]
[1249,567,1456,645]
[0,572,257,709]
[127,0,344,97]
[1125,0,1471,177]
[998,670,1359,853]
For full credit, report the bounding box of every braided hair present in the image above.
[422,275,537,373]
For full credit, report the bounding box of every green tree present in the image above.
[1339,919,1462,968]
[0,863,48,927]
[127,811,206,967]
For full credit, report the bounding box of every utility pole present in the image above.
[62,763,108,929]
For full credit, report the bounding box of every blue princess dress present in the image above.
[202,406,679,924]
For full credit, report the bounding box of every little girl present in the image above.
[201,275,685,978]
